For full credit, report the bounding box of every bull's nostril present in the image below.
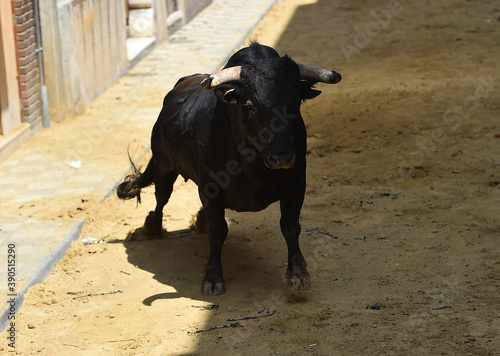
[266,153,295,169]
[268,155,278,167]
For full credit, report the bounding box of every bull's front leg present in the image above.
[199,191,228,295]
[280,172,311,291]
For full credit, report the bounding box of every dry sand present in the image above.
[4,0,499,354]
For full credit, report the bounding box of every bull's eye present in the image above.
[243,98,253,108]
[243,100,255,116]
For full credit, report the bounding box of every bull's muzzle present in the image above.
[266,153,296,169]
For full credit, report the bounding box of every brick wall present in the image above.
[13,0,42,132]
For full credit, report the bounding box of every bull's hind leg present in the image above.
[143,171,178,235]
[191,206,208,234]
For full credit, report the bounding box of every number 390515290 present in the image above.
[7,243,16,287]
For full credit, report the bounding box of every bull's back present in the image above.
[151,74,217,182]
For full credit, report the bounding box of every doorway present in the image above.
[125,0,157,62]
[0,1,22,137]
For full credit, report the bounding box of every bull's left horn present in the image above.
[298,64,341,84]
[201,66,242,90]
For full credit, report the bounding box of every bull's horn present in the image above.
[201,66,242,89]
[298,63,341,84]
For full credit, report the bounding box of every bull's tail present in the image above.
[117,155,155,204]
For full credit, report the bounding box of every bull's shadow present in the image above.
[123,227,203,303]
[122,221,287,304]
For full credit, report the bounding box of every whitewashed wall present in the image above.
[40,0,127,122]
[39,0,211,123]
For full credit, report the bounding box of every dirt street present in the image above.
[5,0,499,354]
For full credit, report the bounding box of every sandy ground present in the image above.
[4,0,500,354]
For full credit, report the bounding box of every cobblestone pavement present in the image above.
[0,0,277,332]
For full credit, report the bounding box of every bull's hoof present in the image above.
[125,227,166,241]
[201,275,225,295]
[285,271,311,291]
[285,254,311,291]
[143,211,163,236]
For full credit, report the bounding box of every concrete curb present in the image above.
[0,220,84,332]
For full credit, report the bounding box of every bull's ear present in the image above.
[214,84,239,105]
[300,81,322,101]
[300,80,321,101]
[302,88,321,101]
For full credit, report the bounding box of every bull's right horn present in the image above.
[298,64,342,84]
[201,66,242,90]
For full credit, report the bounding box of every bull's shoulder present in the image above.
[160,74,209,109]
[173,74,210,90]
[163,74,209,104]
[158,74,219,136]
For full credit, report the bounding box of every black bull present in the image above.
[117,43,341,295]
